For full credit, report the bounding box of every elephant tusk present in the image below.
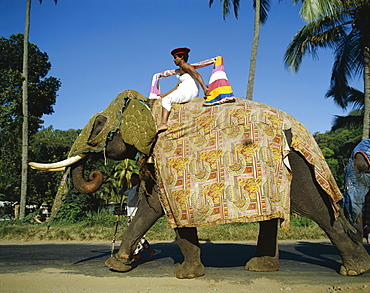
[28,154,87,171]
[29,166,66,172]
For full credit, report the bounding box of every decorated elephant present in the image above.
[30,89,370,278]
[342,139,370,244]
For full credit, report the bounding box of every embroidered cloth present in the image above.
[152,98,342,229]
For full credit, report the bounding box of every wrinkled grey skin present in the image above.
[71,116,370,278]
[354,152,370,173]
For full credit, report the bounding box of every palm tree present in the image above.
[284,0,370,140]
[247,0,262,101]
[209,0,271,100]
[209,1,303,100]
[20,0,58,219]
[20,0,31,219]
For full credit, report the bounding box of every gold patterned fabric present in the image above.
[152,98,342,229]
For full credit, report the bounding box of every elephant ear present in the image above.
[120,98,157,156]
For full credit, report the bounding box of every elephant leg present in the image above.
[173,227,205,279]
[105,190,164,272]
[289,150,370,276]
[245,219,280,272]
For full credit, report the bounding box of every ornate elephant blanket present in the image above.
[152,97,342,229]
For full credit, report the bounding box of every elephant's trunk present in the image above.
[71,155,104,194]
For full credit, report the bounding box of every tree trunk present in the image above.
[20,0,31,219]
[246,0,260,101]
[362,46,370,140]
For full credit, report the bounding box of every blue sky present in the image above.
[0,0,359,134]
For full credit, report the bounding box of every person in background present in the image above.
[124,173,159,260]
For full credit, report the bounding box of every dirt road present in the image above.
[1,240,369,293]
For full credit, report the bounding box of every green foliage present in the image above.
[290,212,315,227]
[96,159,140,205]
[314,125,362,190]
[0,33,61,203]
[81,210,118,227]
[26,127,81,206]
[0,33,61,134]
[209,0,272,24]
[299,0,343,22]
[52,190,103,224]
[0,212,327,241]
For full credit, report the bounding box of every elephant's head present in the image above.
[68,116,140,194]
[29,90,157,194]
[354,152,370,173]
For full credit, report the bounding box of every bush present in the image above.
[81,210,119,227]
[52,202,85,224]
[51,192,104,224]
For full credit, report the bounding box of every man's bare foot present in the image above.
[157,123,168,132]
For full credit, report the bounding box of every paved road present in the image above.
[0,240,369,292]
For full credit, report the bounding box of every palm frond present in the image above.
[325,24,365,110]
[232,0,240,19]
[331,111,363,131]
[326,84,364,110]
[253,0,271,24]
[208,0,239,20]
[300,0,343,22]
[284,13,347,72]
[221,0,232,19]
[208,0,234,20]
[348,32,367,78]
[334,29,363,79]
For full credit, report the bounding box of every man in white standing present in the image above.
[124,173,159,260]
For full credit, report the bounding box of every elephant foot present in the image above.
[339,257,370,276]
[174,261,205,279]
[245,256,280,272]
[105,254,133,272]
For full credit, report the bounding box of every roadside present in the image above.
[1,240,369,293]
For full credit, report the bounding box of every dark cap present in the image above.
[171,47,191,56]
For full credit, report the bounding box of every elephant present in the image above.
[30,89,370,278]
[342,139,370,243]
